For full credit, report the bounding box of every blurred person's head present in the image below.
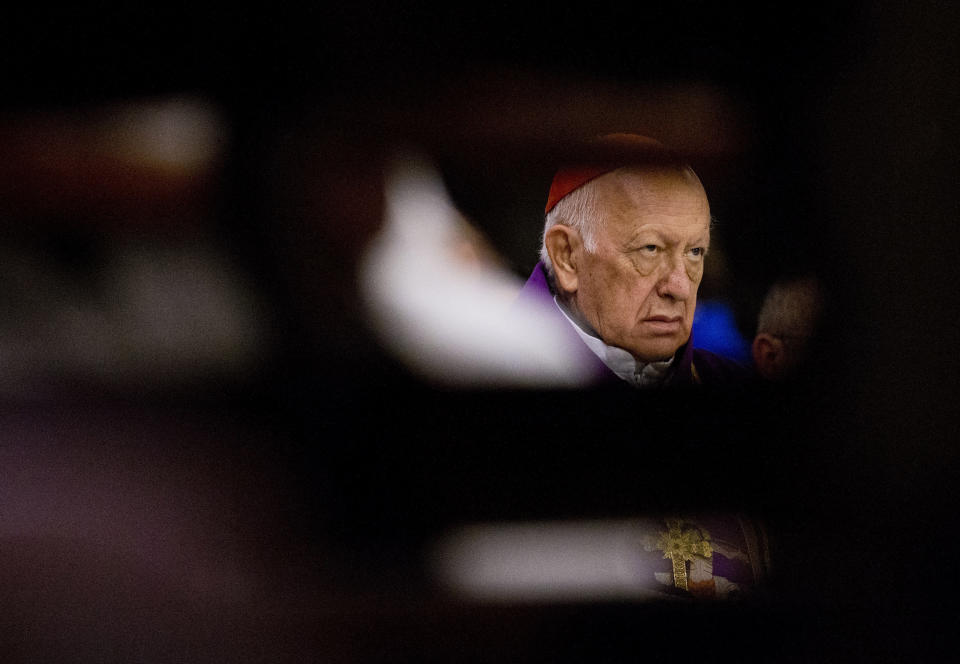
[540,135,711,363]
[751,275,823,381]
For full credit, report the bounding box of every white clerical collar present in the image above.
[554,297,674,388]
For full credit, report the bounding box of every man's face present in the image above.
[570,167,711,362]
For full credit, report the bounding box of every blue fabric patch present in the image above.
[692,300,752,365]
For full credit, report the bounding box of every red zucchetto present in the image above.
[544,134,682,214]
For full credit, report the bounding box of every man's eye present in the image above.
[641,245,659,254]
[687,247,705,258]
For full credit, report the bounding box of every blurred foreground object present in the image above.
[358,151,595,387]
[0,97,224,224]
[433,515,769,603]
[0,239,267,398]
[0,96,268,398]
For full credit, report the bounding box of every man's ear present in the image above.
[752,333,785,381]
[544,225,580,294]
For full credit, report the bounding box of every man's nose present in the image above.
[656,256,692,300]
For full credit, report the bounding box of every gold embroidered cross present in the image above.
[647,518,713,591]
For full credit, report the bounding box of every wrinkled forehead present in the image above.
[595,165,711,227]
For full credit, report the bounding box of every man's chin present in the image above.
[628,336,688,363]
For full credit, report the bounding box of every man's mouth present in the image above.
[643,316,683,333]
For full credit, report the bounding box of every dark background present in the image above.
[1,3,958,661]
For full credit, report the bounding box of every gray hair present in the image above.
[538,177,605,283]
[756,275,822,341]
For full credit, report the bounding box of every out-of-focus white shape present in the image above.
[358,150,594,387]
[431,519,675,602]
[100,96,225,173]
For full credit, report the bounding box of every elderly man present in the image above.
[516,134,749,388]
